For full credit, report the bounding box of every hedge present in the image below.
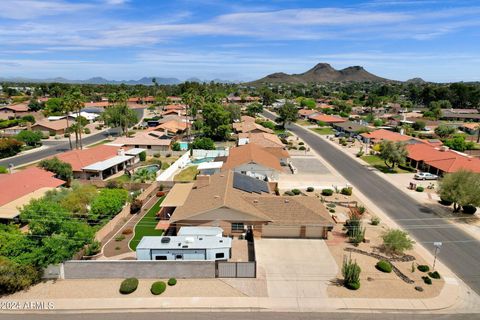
[416,186,424,192]
[417,265,430,272]
[321,189,333,196]
[440,198,453,206]
[150,281,167,295]
[291,189,301,195]
[462,205,477,214]
[168,278,177,286]
[340,187,352,196]
[376,260,392,273]
[120,278,139,294]
[306,187,314,192]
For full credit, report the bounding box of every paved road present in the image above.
[263,111,480,295]
[0,108,144,168]
[0,312,476,320]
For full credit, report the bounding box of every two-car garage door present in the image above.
[261,225,326,239]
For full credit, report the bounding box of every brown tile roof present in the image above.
[32,119,70,131]
[298,109,318,116]
[169,172,272,223]
[1,103,29,112]
[233,121,274,134]
[361,129,415,143]
[56,145,120,171]
[241,115,256,123]
[223,143,283,172]
[308,114,346,123]
[84,101,110,108]
[109,131,172,147]
[0,167,64,207]
[149,120,190,133]
[238,132,285,148]
[246,196,334,226]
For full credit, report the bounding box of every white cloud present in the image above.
[0,0,91,19]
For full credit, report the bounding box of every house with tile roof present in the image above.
[222,143,284,181]
[308,113,346,124]
[232,121,274,134]
[298,108,319,119]
[108,131,172,154]
[162,171,334,238]
[0,167,65,220]
[31,119,71,135]
[237,132,289,164]
[0,103,30,115]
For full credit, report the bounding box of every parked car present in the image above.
[414,172,438,180]
[335,131,345,137]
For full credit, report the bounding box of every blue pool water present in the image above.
[140,164,160,174]
[191,157,216,164]
[179,142,189,150]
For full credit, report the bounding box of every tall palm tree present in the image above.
[69,91,86,149]
[61,96,74,150]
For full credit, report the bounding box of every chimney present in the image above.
[439,146,449,152]
[196,175,211,188]
[117,148,125,156]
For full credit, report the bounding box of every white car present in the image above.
[414,172,438,180]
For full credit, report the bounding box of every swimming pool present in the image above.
[178,142,189,150]
[191,157,216,164]
[136,164,160,174]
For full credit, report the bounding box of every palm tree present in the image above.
[133,168,156,183]
[69,91,86,149]
[61,96,74,150]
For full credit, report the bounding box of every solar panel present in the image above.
[233,172,269,194]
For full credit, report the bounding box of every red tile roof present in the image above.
[1,103,29,112]
[308,114,346,123]
[426,156,480,173]
[0,167,64,207]
[56,145,121,171]
[298,109,318,116]
[361,129,414,143]
[223,143,283,172]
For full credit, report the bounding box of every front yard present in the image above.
[174,165,199,181]
[129,196,165,250]
[311,127,334,135]
[361,155,411,174]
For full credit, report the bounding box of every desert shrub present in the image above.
[291,189,301,195]
[417,265,430,272]
[115,235,125,242]
[439,197,453,206]
[462,205,477,214]
[428,271,441,279]
[357,205,366,214]
[0,166,7,174]
[156,191,165,197]
[120,278,139,294]
[0,138,23,158]
[342,256,361,290]
[84,241,101,256]
[49,131,56,137]
[105,180,123,189]
[161,162,170,170]
[165,153,171,158]
[122,228,133,235]
[376,260,392,273]
[150,281,167,295]
[284,191,294,196]
[326,203,336,208]
[84,128,91,134]
[299,142,304,145]
[0,258,40,294]
[322,189,333,196]
[329,209,335,213]
[416,186,424,192]
[90,188,129,221]
[299,146,306,151]
[422,276,432,285]
[356,151,364,157]
[341,187,353,196]
[139,151,147,162]
[345,215,365,245]
[371,216,380,225]
[381,229,415,255]
[64,132,70,138]
[306,187,314,192]
[130,199,143,214]
[168,278,177,286]
[153,153,160,158]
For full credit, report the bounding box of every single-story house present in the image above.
[237,132,289,165]
[148,120,190,135]
[222,143,284,181]
[31,119,71,136]
[233,121,274,134]
[0,103,29,115]
[163,171,334,238]
[240,115,256,123]
[308,114,346,124]
[136,234,232,261]
[360,129,420,144]
[332,121,370,136]
[0,167,65,221]
[441,109,480,121]
[460,123,479,135]
[108,131,172,154]
[162,109,186,116]
[56,145,144,180]
[197,161,223,175]
[298,109,319,119]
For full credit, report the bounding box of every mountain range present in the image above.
[0,76,236,85]
[249,63,391,84]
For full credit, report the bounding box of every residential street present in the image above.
[0,108,144,168]
[263,111,480,295]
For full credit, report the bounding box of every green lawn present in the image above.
[87,139,112,147]
[360,155,410,174]
[310,127,334,135]
[111,174,132,184]
[174,165,199,181]
[129,196,165,250]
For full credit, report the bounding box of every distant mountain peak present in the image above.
[249,62,390,85]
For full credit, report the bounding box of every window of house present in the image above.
[231,222,244,232]
[147,145,152,149]
[155,256,167,260]
[175,254,183,260]
[215,252,225,259]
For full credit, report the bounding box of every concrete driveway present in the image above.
[255,239,338,298]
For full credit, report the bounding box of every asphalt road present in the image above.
[0,312,477,320]
[263,111,480,295]
[0,108,144,168]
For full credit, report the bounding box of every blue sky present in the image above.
[0,0,479,82]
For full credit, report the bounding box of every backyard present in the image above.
[174,165,199,181]
[129,196,165,250]
[361,155,411,174]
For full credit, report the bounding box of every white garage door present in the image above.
[305,226,325,239]
[262,225,301,238]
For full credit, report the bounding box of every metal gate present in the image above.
[216,261,256,278]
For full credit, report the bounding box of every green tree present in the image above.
[60,184,98,217]
[38,157,73,182]
[101,99,138,136]
[172,142,181,151]
[412,120,426,131]
[0,257,40,294]
[246,102,263,117]
[43,98,63,116]
[15,130,43,147]
[201,103,231,140]
[434,124,456,139]
[379,141,408,169]
[190,137,215,150]
[438,170,480,212]
[0,138,23,158]
[381,229,415,255]
[90,188,128,221]
[28,98,43,112]
[277,102,297,128]
[259,87,276,106]
[133,168,156,183]
[300,98,316,109]
[224,104,241,122]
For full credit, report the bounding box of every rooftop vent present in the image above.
[284,199,289,203]
[161,237,171,244]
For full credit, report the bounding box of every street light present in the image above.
[433,242,442,270]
